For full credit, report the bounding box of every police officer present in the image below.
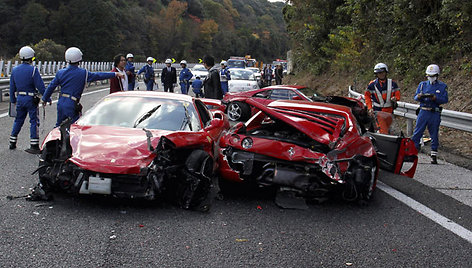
[179,60,193,94]
[411,64,448,164]
[364,63,400,134]
[42,47,123,127]
[125,53,135,91]
[220,61,231,95]
[161,59,177,93]
[137,57,155,91]
[9,46,47,154]
[192,75,204,98]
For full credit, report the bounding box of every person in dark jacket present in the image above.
[110,54,128,93]
[161,58,177,92]
[275,64,283,85]
[202,55,223,100]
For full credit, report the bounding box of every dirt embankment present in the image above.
[284,69,472,168]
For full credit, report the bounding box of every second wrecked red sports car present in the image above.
[34,92,229,210]
[218,99,417,206]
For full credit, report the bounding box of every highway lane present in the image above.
[0,85,471,267]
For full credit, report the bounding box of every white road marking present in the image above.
[378,181,472,244]
[0,87,109,119]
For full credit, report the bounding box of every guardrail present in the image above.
[348,86,472,135]
[0,60,195,101]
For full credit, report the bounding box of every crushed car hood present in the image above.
[246,99,354,146]
[44,125,172,174]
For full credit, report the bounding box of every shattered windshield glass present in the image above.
[77,96,201,131]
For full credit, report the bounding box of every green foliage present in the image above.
[284,0,472,82]
[0,0,289,62]
[32,39,66,61]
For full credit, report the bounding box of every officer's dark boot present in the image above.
[9,136,17,150]
[431,151,438,164]
[9,142,16,150]
[25,144,41,154]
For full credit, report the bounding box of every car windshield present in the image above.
[228,60,245,68]
[192,65,207,72]
[247,68,260,74]
[230,69,255,80]
[77,96,201,131]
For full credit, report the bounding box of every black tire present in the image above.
[180,150,214,210]
[357,158,378,202]
[227,101,250,121]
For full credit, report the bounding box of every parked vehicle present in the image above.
[190,64,208,83]
[227,68,260,94]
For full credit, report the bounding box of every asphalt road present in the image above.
[1,84,471,267]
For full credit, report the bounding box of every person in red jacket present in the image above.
[110,54,128,93]
[364,63,400,134]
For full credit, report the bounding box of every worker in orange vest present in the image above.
[365,63,400,134]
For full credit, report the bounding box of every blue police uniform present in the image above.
[9,63,47,149]
[179,67,193,94]
[411,80,448,153]
[137,64,155,91]
[192,78,203,98]
[42,65,116,127]
[125,61,135,90]
[220,68,231,95]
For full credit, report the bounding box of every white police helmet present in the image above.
[65,47,83,63]
[126,53,134,59]
[180,60,187,65]
[19,46,35,60]
[221,61,228,66]
[146,57,154,62]
[165,59,172,64]
[373,63,388,73]
[425,64,440,76]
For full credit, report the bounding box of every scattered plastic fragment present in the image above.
[185,246,190,249]
[235,238,248,242]
[257,205,262,210]
[109,235,117,239]
[120,210,127,214]
[346,263,353,266]
[139,224,144,228]
[33,211,40,215]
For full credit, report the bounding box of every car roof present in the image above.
[109,91,194,102]
[263,85,307,90]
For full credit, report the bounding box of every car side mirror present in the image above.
[205,118,223,131]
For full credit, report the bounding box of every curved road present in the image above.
[0,83,471,267]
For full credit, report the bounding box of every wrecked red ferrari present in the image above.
[218,99,417,206]
[35,92,229,210]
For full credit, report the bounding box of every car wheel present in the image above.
[179,150,214,210]
[227,101,250,121]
